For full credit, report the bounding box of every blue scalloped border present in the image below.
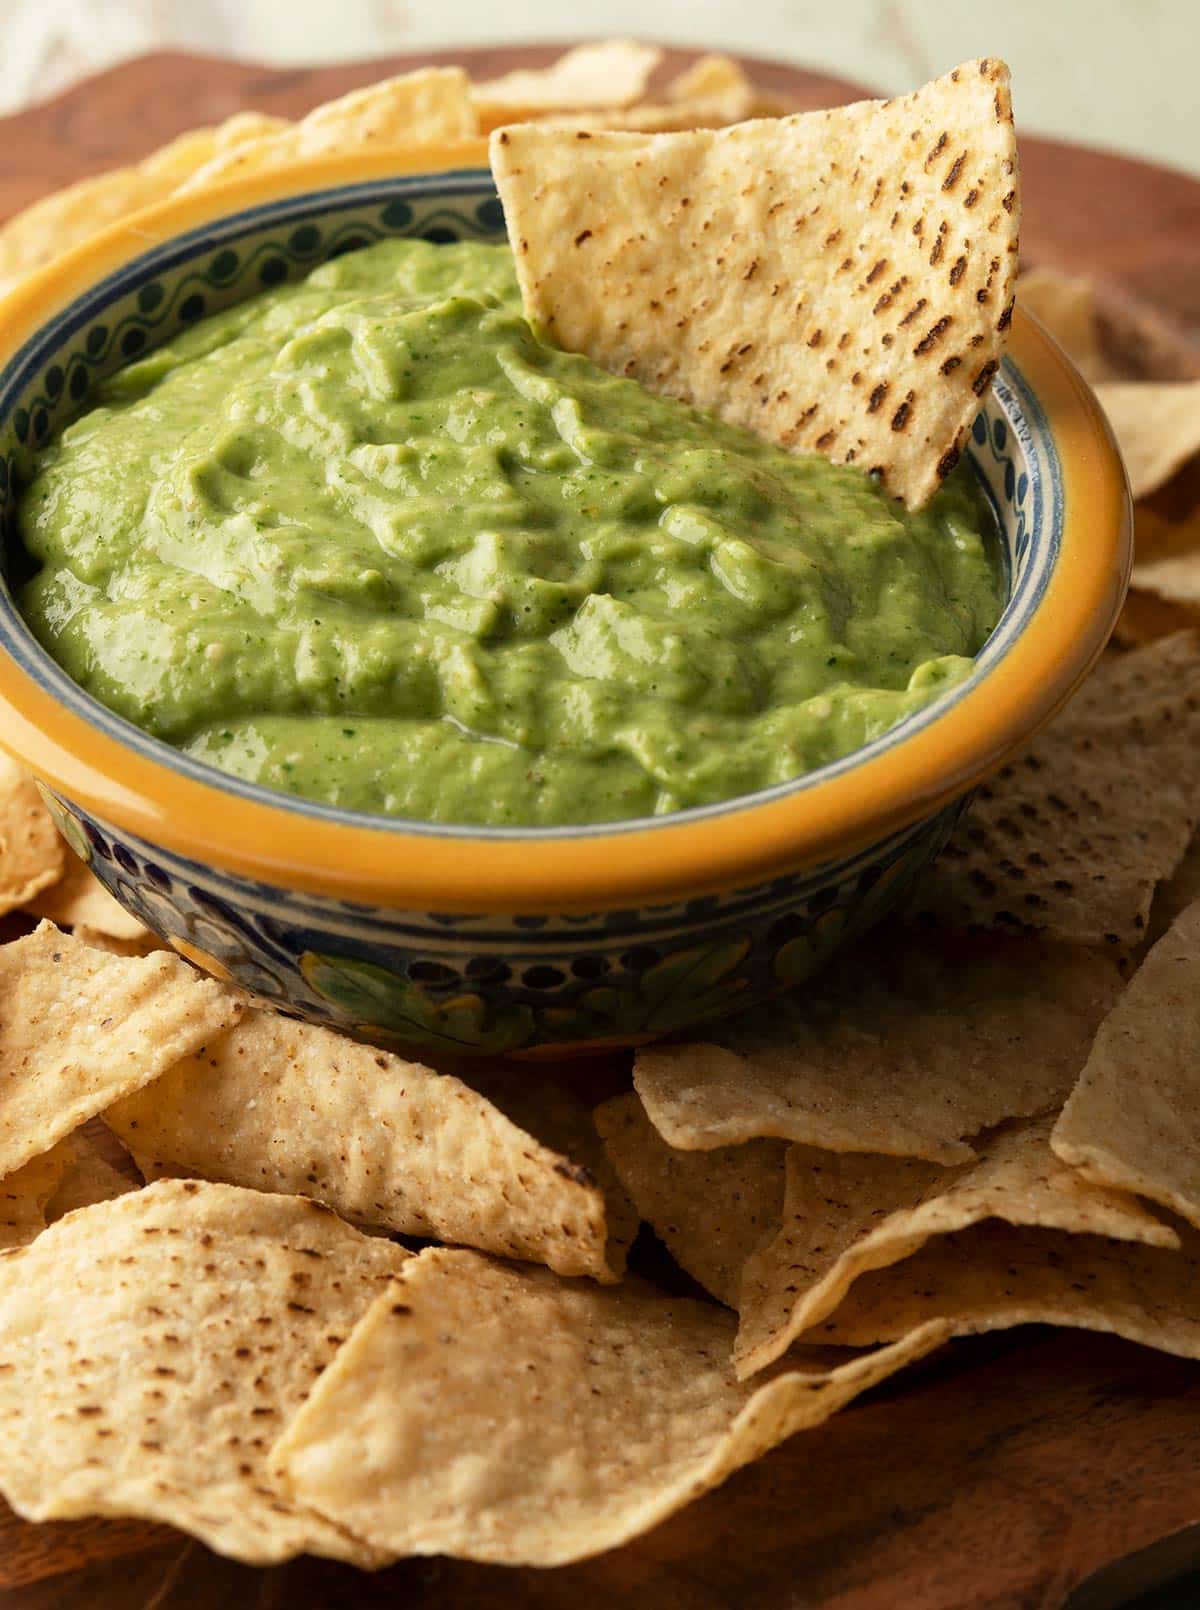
[0,169,1061,848]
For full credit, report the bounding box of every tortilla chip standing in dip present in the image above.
[18,52,1200,1579]
[492,58,1018,509]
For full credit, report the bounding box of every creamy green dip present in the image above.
[17,239,1003,827]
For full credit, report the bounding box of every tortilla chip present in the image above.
[539,101,755,135]
[105,1009,629,1281]
[1132,551,1200,609]
[491,60,1018,510]
[1052,899,1200,1230]
[1116,589,1200,648]
[270,1247,949,1566]
[71,923,163,958]
[538,55,760,135]
[667,54,754,111]
[596,1092,785,1304]
[180,69,476,192]
[1149,834,1200,944]
[464,1064,640,1270]
[1017,268,1110,382]
[0,114,286,296]
[0,1141,71,1249]
[473,41,662,119]
[634,926,1121,1162]
[812,1219,1200,1358]
[911,632,1200,951]
[0,921,242,1179]
[1133,504,1200,567]
[1098,382,1200,500]
[737,1115,1174,1379]
[25,848,151,942]
[43,1128,136,1222]
[0,1179,404,1563]
[0,756,64,915]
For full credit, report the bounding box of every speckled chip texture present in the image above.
[911,632,1200,952]
[0,922,243,1179]
[596,1092,786,1305]
[0,1179,406,1564]
[1053,899,1200,1230]
[491,59,1018,509]
[269,1247,950,1566]
[105,1009,631,1281]
[0,755,64,915]
[0,1140,71,1249]
[813,1219,1200,1359]
[633,925,1122,1163]
[736,1115,1176,1379]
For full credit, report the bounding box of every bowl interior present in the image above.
[0,168,1059,841]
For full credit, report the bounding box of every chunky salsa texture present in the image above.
[17,240,1004,827]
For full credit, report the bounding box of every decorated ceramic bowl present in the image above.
[0,146,1130,1057]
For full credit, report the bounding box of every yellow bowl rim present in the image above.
[0,142,1132,913]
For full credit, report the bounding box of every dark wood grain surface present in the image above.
[1,45,1199,1610]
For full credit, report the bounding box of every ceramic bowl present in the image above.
[0,146,1131,1057]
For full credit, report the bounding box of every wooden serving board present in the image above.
[1,47,1199,1610]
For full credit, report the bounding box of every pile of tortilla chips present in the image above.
[1,41,1200,1577]
[1018,269,1200,641]
[0,43,783,297]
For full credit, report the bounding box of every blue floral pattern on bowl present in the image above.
[0,169,1061,1055]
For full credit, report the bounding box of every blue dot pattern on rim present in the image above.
[0,167,1063,1051]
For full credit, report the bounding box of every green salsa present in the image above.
[16,239,1003,827]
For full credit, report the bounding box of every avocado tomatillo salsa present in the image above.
[16,239,1004,827]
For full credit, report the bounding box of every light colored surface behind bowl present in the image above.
[0,0,1197,178]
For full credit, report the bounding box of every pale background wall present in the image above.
[0,0,1196,177]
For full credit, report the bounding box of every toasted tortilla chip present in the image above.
[540,101,755,135]
[1149,833,1200,944]
[71,923,163,958]
[1116,589,1200,648]
[0,756,64,915]
[1132,551,1200,608]
[492,60,1018,510]
[1017,268,1110,382]
[1128,509,1200,636]
[180,69,476,192]
[812,1219,1200,1358]
[634,927,1121,1162]
[596,1092,785,1304]
[1133,504,1200,567]
[1098,382,1200,499]
[737,1116,1174,1379]
[0,1179,404,1563]
[106,1010,628,1280]
[0,1140,71,1249]
[540,55,760,135]
[911,632,1200,951]
[473,41,661,117]
[0,114,285,296]
[270,1247,949,1566]
[1052,899,1200,1229]
[26,848,151,942]
[667,54,754,111]
[0,921,241,1178]
[43,1128,136,1222]
[464,1064,639,1271]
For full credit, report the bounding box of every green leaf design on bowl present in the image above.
[539,935,751,1040]
[299,951,535,1054]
